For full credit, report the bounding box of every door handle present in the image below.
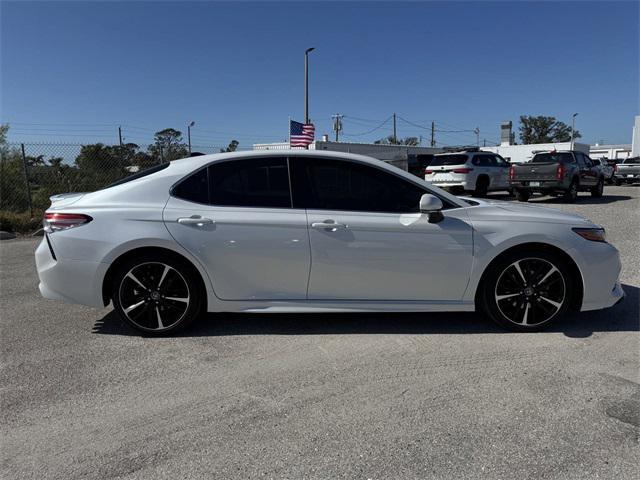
[311,221,347,231]
[177,216,214,226]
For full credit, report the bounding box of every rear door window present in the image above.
[208,157,292,208]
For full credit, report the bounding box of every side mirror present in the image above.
[419,194,444,223]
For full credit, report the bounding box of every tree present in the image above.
[220,139,239,153]
[148,128,188,162]
[374,135,420,146]
[518,116,581,144]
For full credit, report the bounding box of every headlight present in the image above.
[572,227,606,243]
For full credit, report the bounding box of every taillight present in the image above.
[556,164,566,181]
[424,169,434,175]
[43,213,92,233]
[452,168,473,174]
[508,166,516,180]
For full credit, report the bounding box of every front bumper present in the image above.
[35,237,109,308]
[577,242,624,312]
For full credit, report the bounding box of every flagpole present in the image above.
[288,116,291,148]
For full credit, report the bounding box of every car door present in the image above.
[290,156,474,301]
[576,153,597,186]
[163,157,311,300]
[493,155,511,189]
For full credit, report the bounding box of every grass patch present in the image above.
[0,210,43,234]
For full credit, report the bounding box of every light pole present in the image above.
[570,113,578,150]
[304,47,315,124]
[187,121,195,153]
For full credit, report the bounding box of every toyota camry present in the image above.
[35,150,624,335]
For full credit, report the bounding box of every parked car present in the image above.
[509,151,605,202]
[407,153,434,178]
[592,157,615,184]
[36,150,623,335]
[614,157,640,185]
[424,151,511,196]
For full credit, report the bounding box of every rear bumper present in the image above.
[35,237,108,308]
[510,181,566,192]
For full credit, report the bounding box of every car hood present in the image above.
[460,197,597,227]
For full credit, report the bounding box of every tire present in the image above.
[591,177,604,198]
[473,176,489,197]
[563,179,579,202]
[614,178,622,186]
[515,190,530,202]
[480,250,574,332]
[112,252,203,335]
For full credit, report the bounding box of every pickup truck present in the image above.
[509,151,604,203]
[614,157,640,185]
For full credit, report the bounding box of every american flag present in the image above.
[290,120,315,148]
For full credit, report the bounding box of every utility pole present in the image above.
[570,113,578,150]
[188,121,195,154]
[393,113,397,144]
[304,47,315,124]
[118,126,123,147]
[332,114,343,142]
[430,121,435,147]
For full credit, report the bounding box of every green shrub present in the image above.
[0,210,43,234]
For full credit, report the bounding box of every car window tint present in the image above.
[532,152,574,164]
[173,168,209,204]
[429,154,468,167]
[303,158,426,213]
[209,157,291,208]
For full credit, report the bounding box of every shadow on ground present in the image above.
[488,193,634,205]
[93,284,639,339]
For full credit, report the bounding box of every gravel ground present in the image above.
[1,185,638,479]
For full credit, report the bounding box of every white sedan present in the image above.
[35,150,624,335]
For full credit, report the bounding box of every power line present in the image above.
[342,115,393,137]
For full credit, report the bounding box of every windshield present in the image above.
[531,152,574,164]
[429,154,468,167]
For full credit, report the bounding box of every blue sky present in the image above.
[1,1,638,148]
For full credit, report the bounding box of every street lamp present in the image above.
[187,121,195,153]
[570,113,578,150]
[304,47,315,124]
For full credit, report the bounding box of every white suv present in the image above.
[425,151,511,196]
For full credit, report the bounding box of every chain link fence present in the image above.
[0,142,247,217]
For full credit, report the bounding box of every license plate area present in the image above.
[529,181,541,187]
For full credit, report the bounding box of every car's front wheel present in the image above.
[112,254,203,335]
[481,251,574,332]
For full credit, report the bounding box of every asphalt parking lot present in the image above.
[1,185,638,480]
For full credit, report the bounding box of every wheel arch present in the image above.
[102,246,208,307]
[474,242,584,312]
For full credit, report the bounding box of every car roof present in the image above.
[165,149,404,175]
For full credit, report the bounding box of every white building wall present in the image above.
[481,142,590,163]
[589,144,632,160]
[632,115,640,157]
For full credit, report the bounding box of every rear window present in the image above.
[623,158,638,164]
[531,152,574,164]
[107,162,170,188]
[429,154,469,167]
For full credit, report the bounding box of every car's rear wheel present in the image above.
[563,179,579,202]
[591,177,604,198]
[481,251,573,332]
[473,176,489,197]
[112,254,203,335]
[515,189,530,202]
